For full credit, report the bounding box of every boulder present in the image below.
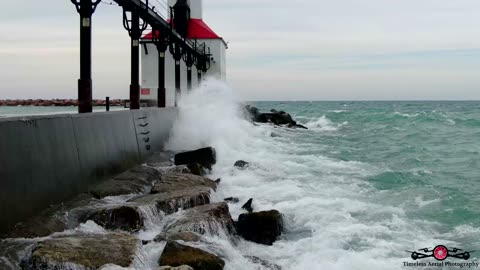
[174,147,216,168]
[241,198,254,213]
[270,110,294,125]
[24,233,139,269]
[4,194,94,239]
[164,203,236,237]
[160,165,192,175]
[154,231,202,243]
[246,256,282,270]
[234,160,249,169]
[89,165,160,199]
[186,163,208,176]
[85,205,144,232]
[236,210,284,245]
[150,173,217,194]
[129,173,216,214]
[254,113,270,123]
[224,197,240,203]
[159,241,224,270]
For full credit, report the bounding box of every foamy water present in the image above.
[162,80,480,270]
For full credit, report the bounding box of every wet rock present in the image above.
[294,123,308,129]
[85,205,144,232]
[255,113,270,123]
[150,173,217,194]
[129,173,216,214]
[224,197,240,203]
[234,160,249,169]
[241,198,254,213]
[24,233,139,269]
[154,232,202,243]
[4,194,94,239]
[270,109,294,125]
[130,190,211,215]
[186,163,208,176]
[159,241,224,270]
[246,256,282,270]
[215,178,221,184]
[161,165,192,174]
[89,165,160,199]
[165,203,236,237]
[236,210,284,245]
[145,151,175,165]
[89,179,147,199]
[174,147,216,168]
[159,266,194,270]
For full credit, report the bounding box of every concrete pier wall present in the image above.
[0,108,177,234]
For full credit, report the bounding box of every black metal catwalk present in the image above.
[70,0,211,113]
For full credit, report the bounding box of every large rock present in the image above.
[24,233,139,269]
[159,241,224,270]
[186,163,208,176]
[129,173,217,214]
[164,203,236,237]
[89,165,160,199]
[236,210,284,245]
[154,231,202,243]
[151,173,217,194]
[270,109,294,125]
[85,205,144,232]
[174,147,216,169]
[234,160,249,169]
[4,194,94,239]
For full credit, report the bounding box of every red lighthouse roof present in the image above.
[143,19,221,39]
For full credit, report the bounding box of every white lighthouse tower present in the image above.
[140,0,227,106]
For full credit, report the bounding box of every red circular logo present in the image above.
[433,245,448,261]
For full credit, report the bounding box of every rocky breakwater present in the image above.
[0,147,286,270]
[245,105,308,129]
[0,99,124,107]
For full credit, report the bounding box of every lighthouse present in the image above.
[141,0,227,106]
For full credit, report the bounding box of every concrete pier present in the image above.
[0,108,176,234]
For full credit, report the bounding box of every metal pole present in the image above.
[158,51,166,107]
[197,69,202,84]
[73,0,101,113]
[187,67,192,90]
[106,96,110,111]
[174,42,181,107]
[129,12,141,110]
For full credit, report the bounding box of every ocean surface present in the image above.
[1,81,480,269]
[166,81,480,269]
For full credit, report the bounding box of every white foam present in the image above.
[149,79,462,269]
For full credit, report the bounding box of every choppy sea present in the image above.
[1,80,480,269]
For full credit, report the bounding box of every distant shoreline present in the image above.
[0,99,124,107]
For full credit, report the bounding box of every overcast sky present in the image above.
[1,0,480,100]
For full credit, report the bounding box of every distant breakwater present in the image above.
[0,99,124,107]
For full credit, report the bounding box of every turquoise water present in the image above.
[254,101,480,242]
[164,82,480,269]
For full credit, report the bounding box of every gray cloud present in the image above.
[0,0,480,100]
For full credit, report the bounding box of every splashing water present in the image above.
[164,81,480,270]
